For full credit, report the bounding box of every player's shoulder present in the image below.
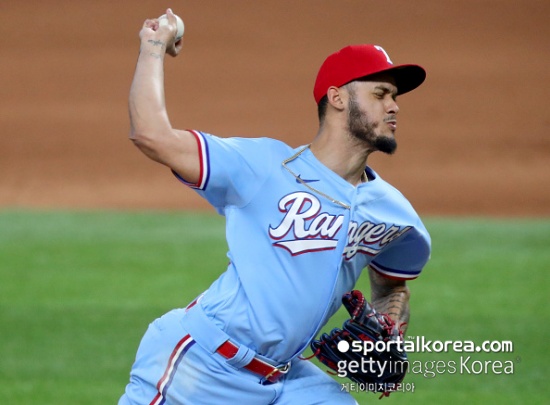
[368,167,424,221]
[199,131,291,151]
[231,136,292,152]
[200,132,296,166]
[368,167,411,202]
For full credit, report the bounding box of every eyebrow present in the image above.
[374,85,397,93]
[374,85,398,98]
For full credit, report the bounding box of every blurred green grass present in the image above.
[0,211,548,404]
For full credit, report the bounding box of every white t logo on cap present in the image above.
[374,45,393,64]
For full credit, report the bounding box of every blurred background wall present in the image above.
[1,0,549,216]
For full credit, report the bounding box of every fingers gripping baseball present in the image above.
[140,9,184,57]
[158,10,185,39]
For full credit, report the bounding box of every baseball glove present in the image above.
[310,290,408,397]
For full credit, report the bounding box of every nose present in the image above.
[387,98,399,114]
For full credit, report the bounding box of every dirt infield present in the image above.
[2,1,549,216]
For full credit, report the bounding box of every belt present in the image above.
[216,340,290,383]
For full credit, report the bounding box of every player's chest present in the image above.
[257,187,409,263]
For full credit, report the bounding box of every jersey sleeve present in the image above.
[171,130,275,213]
[369,223,431,280]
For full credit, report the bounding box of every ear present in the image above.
[326,86,347,111]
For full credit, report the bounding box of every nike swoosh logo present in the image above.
[296,175,320,184]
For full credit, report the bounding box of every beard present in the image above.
[347,96,397,155]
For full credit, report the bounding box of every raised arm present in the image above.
[129,8,200,184]
[368,266,411,334]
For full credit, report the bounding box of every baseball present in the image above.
[158,13,185,40]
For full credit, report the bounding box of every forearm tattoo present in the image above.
[369,269,411,333]
[145,39,165,59]
[147,39,165,48]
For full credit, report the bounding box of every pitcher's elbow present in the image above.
[129,127,156,146]
[128,130,160,160]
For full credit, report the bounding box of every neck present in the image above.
[310,125,372,186]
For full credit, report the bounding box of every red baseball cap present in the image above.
[313,44,426,104]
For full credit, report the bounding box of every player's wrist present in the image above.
[139,37,168,59]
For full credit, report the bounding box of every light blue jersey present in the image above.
[120,130,431,405]
[173,130,431,363]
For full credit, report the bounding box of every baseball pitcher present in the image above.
[119,8,431,405]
